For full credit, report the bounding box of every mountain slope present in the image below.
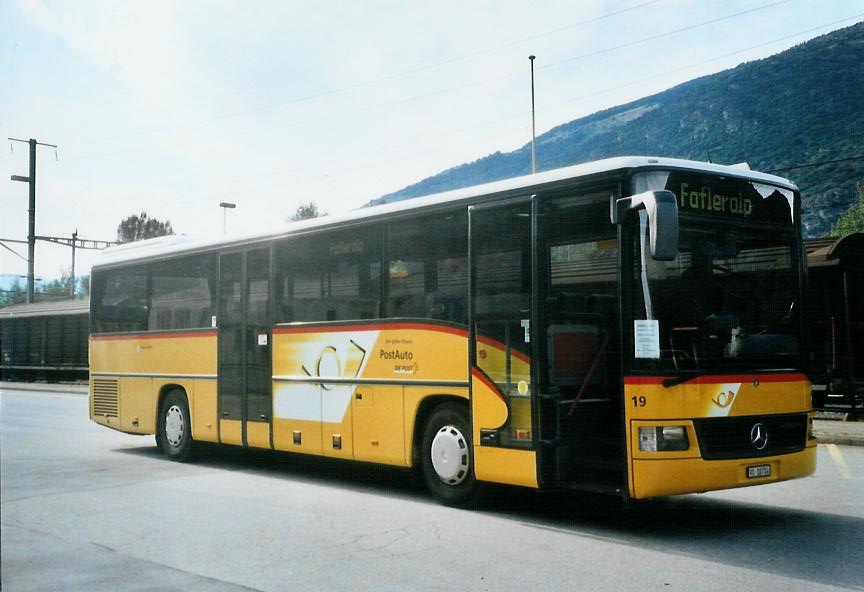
[370,22,864,237]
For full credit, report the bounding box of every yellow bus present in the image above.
[89,156,816,505]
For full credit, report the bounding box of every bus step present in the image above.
[569,456,623,472]
[555,470,624,494]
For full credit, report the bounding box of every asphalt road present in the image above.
[2,387,863,592]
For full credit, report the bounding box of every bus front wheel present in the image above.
[421,403,478,506]
[156,390,194,462]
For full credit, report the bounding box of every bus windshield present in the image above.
[629,172,802,375]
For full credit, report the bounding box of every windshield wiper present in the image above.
[662,371,704,388]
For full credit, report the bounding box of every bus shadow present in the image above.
[484,489,864,590]
[116,444,863,590]
[115,442,427,502]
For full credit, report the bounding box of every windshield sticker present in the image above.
[634,320,660,359]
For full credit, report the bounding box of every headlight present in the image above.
[638,426,689,451]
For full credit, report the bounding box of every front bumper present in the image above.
[630,442,816,498]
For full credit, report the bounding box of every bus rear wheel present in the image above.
[421,402,478,506]
[156,390,194,461]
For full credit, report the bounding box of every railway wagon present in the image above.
[805,232,864,416]
[0,299,90,382]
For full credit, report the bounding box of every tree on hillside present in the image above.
[38,269,88,299]
[41,272,73,299]
[0,270,89,306]
[0,278,26,306]
[117,212,174,244]
[831,183,864,237]
[288,202,325,222]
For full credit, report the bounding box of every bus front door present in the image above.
[469,199,536,463]
[218,248,272,448]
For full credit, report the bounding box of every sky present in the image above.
[2,0,863,285]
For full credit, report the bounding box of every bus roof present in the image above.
[93,156,797,269]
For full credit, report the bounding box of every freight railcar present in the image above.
[805,233,864,416]
[0,299,89,382]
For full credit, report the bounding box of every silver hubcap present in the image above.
[165,405,185,447]
[430,425,469,485]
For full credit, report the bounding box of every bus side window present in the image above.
[386,214,468,324]
[91,266,148,334]
[275,227,382,324]
[148,255,215,331]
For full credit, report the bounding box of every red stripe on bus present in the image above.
[624,373,808,385]
[90,330,217,341]
[272,322,467,337]
[471,367,505,402]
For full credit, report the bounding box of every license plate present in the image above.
[747,464,771,478]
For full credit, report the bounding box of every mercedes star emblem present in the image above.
[750,422,769,450]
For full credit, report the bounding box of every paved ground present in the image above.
[2,386,863,591]
[813,417,864,447]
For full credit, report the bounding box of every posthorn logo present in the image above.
[750,423,769,450]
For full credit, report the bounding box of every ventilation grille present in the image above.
[92,378,119,418]
[694,414,806,460]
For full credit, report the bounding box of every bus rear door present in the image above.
[218,248,273,448]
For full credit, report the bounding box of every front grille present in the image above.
[92,378,119,418]
[694,414,807,460]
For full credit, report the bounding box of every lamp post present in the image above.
[219,202,236,234]
[529,55,537,174]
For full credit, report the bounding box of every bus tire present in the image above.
[421,402,478,507]
[156,390,194,462]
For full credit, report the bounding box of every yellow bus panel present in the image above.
[191,379,219,443]
[273,418,322,453]
[352,385,406,465]
[220,419,242,446]
[474,446,538,488]
[246,421,271,449]
[117,376,154,434]
[90,331,217,376]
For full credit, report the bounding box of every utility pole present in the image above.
[9,137,58,303]
[32,233,118,298]
[70,230,78,297]
[528,56,537,174]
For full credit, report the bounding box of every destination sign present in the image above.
[662,171,793,225]
[677,182,753,218]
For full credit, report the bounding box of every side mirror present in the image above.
[613,190,679,261]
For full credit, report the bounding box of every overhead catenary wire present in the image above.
[156,13,864,206]
[65,0,663,149]
[769,156,864,174]
[5,7,859,284]
[59,0,807,167]
[10,4,859,242]
[0,241,29,262]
